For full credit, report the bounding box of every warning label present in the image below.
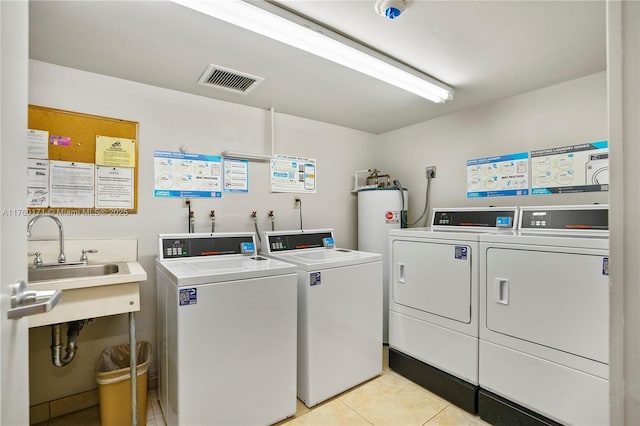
[385,211,399,224]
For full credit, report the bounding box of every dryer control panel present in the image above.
[432,208,518,230]
[520,206,608,231]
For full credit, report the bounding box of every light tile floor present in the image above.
[38,346,489,426]
[35,387,165,426]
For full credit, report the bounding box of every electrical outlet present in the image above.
[293,197,301,209]
[425,166,437,179]
[182,198,191,208]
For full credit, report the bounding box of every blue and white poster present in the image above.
[270,154,317,193]
[154,150,222,198]
[223,158,249,193]
[467,152,529,198]
[530,141,608,195]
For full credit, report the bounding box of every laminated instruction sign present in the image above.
[223,158,249,193]
[154,150,222,198]
[270,155,316,193]
[467,152,529,198]
[531,141,608,194]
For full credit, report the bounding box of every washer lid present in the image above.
[267,248,381,271]
[156,255,296,286]
[262,229,381,269]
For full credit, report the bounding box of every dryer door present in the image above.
[484,245,609,363]
[391,239,472,323]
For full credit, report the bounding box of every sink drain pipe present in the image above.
[51,320,89,367]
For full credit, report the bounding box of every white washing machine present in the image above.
[261,229,383,407]
[388,207,519,413]
[156,232,297,426]
[478,205,609,426]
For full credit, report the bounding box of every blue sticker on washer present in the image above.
[603,257,609,276]
[322,237,335,248]
[455,246,468,260]
[310,272,321,286]
[240,242,255,255]
[179,288,197,306]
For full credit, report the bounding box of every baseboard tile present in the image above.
[30,373,156,424]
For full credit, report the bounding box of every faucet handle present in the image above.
[80,249,98,263]
[28,251,43,267]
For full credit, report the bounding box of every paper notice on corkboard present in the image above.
[95,135,136,168]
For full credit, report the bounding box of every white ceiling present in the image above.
[28,0,606,134]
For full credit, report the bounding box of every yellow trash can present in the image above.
[96,341,151,426]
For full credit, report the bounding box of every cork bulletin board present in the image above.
[27,105,139,214]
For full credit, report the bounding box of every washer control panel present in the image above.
[266,230,334,253]
[159,233,256,260]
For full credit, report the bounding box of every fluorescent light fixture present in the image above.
[171,0,454,103]
[222,150,272,161]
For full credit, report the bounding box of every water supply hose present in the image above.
[251,211,261,242]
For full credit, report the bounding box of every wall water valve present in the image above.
[425,166,437,179]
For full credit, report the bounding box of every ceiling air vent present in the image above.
[197,64,264,94]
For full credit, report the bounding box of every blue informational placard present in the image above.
[223,158,249,193]
[467,152,529,198]
[270,155,317,193]
[531,141,608,195]
[154,150,222,198]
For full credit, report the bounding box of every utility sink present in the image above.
[27,260,147,328]
[26,238,146,328]
[28,263,125,282]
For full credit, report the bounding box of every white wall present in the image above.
[27,60,378,405]
[608,1,640,423]
[378,72,608,223]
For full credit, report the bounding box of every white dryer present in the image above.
[262,229,383,408]
[478,205,609,426]
[388,207,518,413]
[156,232,297,426]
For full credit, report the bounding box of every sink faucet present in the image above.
[27,215,66,264]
